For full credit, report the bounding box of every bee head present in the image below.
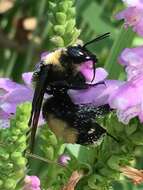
[66,45,97,64]
[63,32,110,82]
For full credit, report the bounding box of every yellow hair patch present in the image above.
[47,114,78,143]
[43,50,62,65]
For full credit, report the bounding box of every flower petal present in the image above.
[119,46,143,80]
[122,0,143,8]
[116,106,140,124]
[1,103,17,115]
[87,67,108,84]
[134,17,143,36]
[79,60,108,84]
[22,72,33,87]
[0,119,10,128]
[116,7,143,37]
[68,80,123,106]
[109,75,143,110]
[0,78,23,92]
[41,51,49,61]
[0,108,11,120]
[109,74,143,123]
[24,175,41,190]
[3,87,33,104]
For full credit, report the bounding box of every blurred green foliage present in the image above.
[1,0,143,189]
[0,0,123,81]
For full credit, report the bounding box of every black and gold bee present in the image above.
[28,33,112,152]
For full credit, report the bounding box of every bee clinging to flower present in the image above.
[28,33,111,152]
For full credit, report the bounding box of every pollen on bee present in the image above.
[43,49,62,65]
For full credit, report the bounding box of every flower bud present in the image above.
[11,152,22,161]
[16,157,27,168]
[65,20,75,33]
[44,146,54,160]
[58,2,68,12]
[50,36,64,47]
[67,7,75,18]
[54,25,65,36]
[58,154,71,166]
[4,179,17,189]
[49,1,56,9]
[56,12,66,24]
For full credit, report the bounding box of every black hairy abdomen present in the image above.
[42,93,110,144]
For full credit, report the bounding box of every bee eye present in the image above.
[78,52,84,56]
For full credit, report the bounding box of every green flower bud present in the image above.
[16,158,27,168]
[6,163,13,170]
[58,2,69,12]
[0,149,9,160]
[65,20,75,33]
[15,122,28,131]
[67,1,73,7]
[10,129,21,136]
[56,12,66,24]
[67,7,75,18]
[44,146,54,160]
[14,169,25,179]
[45,0,80,49]
[4,179,17,189]
[0,103,29,190]
[57,144,65,155]
[71,29,81,43]
[15,143,27,152]
[11,152,22,161]
[49,1,56,9]
[10,135,18,141]
[54,25,65,36]
[16,135,27,145]
[48,133,58,146]
[50,36,64,47]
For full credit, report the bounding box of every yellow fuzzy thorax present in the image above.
[43,49,63,65]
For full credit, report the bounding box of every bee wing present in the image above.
[28,65,50,152]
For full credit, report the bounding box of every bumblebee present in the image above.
[28,33,111,152]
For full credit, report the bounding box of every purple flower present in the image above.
[23,175,41,190]
[78,60,108,84]
[0,72,44,128]
[58,154,71,166]
[119,46,143,80]
[68,64,123,107]
[116,1,143,36]
[109,47,143,124]
[122,0,143,8]
[109,76,143,124]
[40,51,49,61]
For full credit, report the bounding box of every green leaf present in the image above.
[66,144,96,164]
[105,26,135,79]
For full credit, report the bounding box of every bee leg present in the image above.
[106,132,119,143]
[48,80,88,91]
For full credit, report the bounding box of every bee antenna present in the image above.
[83,32,110,48]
